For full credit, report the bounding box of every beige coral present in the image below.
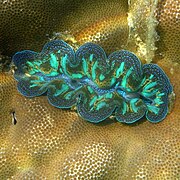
[0,65,179,179]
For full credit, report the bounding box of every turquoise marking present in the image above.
[99,74,105,81]
[57,50,61,53]
[59,68,63,73]
[121,67,133,88]
[61,54,69,76]
[115,82,120,88]
[89,96,97,107]
[105,93,113,99]
[30,77,46,88]
[47,71,59,76]
[122,102,127,115]
[141,89,158,97]
[97,95,104,101]
[144,81,157,90]
[30,84,39,88]
[149,74,154,79]
[29,70,36,75]
[87,86,94,94]
[40,76,44,81]
[130,98,139,113]
[126,67,134,77]
[147,104,159,115]
[158,93,165,97]
[72,73,83,79]
[154,98,163,105]
[92,61,98,81]
[33,60,42,67]
[50,53,58,70]
[96,101,107,110]
[64,91,74,100]
[54,84,69,97]
[89,54,94,62]
[110,77,116,86]
[82,58,88,74]
[27,61,34,68]
[64,85,82,100]
[116,62,124,78]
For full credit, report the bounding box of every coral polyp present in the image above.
[13,40,173,123]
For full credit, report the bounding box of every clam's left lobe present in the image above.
[12,40,173,123]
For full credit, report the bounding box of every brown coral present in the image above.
[0,64,179,179]
[0,0,128,56]
[0,0,179,179]
[156,0,180,63]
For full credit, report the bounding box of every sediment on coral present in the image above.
[127,0,159,63]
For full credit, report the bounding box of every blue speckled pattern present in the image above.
[12,40,173,123]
